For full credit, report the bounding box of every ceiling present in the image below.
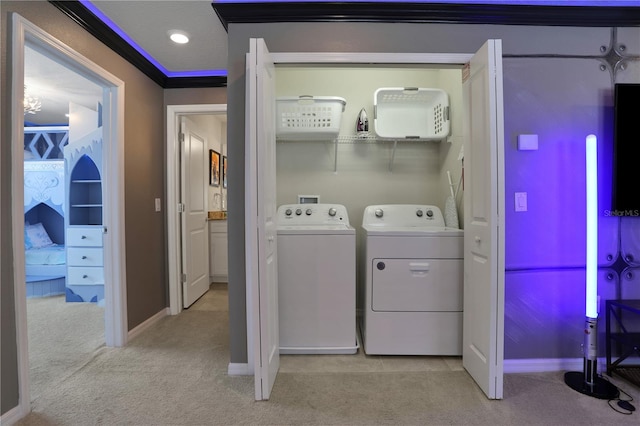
[24,0,228,126]
[24,46,103,126]
[87,0,228,75]
[23,1,638,125]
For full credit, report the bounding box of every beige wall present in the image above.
[1,2,226,416]
[164,87,226,106]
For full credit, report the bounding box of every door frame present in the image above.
[166,104,227,315]
[246,50,507,397]
[10,13,127,417]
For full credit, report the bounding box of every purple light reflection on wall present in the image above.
[502,56,620,359]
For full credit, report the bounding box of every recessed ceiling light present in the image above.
[168,30,190,44]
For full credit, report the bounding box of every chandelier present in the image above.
[24,85,42,115]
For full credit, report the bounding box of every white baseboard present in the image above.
[0,403,28,426]
[210,274,228,283]
[127,307,169,341]
[504,357,608,374]
[228,362,253,376]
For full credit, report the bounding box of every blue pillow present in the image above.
[24,227,33,250]
[24,223,54,249]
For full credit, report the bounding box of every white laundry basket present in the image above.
[374,87,450,140]
[276,96,346,140]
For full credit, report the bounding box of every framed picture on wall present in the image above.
[222,155,228,189]
[210,149,220,187]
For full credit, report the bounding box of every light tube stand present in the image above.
[564,134,618,399]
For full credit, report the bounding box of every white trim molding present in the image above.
[227,363,253,376]
[10,13,128,421]
[127,308,170,342]
[503,358,610,374]
[0,405,24,426]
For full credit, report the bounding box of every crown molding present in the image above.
[212,1,640,30]
[49,1,227,88]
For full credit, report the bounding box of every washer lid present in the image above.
[362,225,463,237]
[278,224,355,235]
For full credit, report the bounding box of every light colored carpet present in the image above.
[26,294,105,401]
[18,283,640,425]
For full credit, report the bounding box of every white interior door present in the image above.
[462,39,505,399]
[180,116,210,308]
[247,38,280,400]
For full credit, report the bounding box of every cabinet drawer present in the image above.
[67,227,103,246]
[209,220,228,233]
[67,266,104,285]
[67,248,103,266]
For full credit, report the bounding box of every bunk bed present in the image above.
[24,158,66,297]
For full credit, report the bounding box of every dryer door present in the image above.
[371,258,463,312]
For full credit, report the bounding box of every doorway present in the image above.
[11,13,127,417]
[245,41,505,400]
[166,105,228,314]
[23,43,106,402]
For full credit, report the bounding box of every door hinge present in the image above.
[181,273,187,283]
[179,133,185,143]
[103,226,108,234]
[178,203,185,213]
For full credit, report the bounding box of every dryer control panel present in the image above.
[277,203,350,225]
[362,204,445,228]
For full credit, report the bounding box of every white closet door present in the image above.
[247,38,280,401]
[462,39,506,400]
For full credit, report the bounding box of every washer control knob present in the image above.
[328,207,337,217]
[416,209,423,217]
[285,209,292,216]
[305,209,312,216]
[376,262,386,271]
[375,209,384,218]
[426,209,434,218]
[295,208,302,216]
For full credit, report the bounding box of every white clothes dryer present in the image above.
[277,203,357,354]
[361,204,464,355]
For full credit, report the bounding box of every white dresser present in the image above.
[66,226,104,302]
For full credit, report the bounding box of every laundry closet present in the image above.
[274,63,466,356]
[275,65,465,235]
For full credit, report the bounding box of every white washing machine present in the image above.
[277,203,357,354]
[361,204,464,355]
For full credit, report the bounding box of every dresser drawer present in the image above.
[67,227,103,247]
[67,247,104,266]
[67,266,104,285]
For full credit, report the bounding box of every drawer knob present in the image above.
[83,274,88,279]
[82,256,88,259]
[81,235,87,239]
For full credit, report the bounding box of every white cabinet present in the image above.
[209,220,228,282]
[66,226,104,302]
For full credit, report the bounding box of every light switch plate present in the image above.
[515,192,527,212]
[518,134,538,150]
[155,198,161,212]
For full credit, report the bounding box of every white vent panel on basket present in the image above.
[276,96,346,140]
[374,87,450,140]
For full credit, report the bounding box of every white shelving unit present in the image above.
[65,128,104,303]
